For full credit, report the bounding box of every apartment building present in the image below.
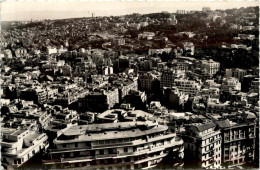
[160,70,180,89]
[1,128,49,169]
[221,77,241,92]
[43,121,184,169]
[173,79,201,96]
[78,87,119,112]
[112,79,138,101]
[138,72,158,91]
[216,115,256,168]
[162,86,189,110]
[201,59,220,78]
[20,88,48,105]
[174,61,191,73]
[225,68,247,83]
[207,98,230,113]
[111,37,125,47]
[181,122,222,169]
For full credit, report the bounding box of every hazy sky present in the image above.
[1,0,259,21]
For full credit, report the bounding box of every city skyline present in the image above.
[0,2,259,170]
[1,1,259,21]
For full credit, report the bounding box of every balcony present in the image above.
[92,142,132,149]
[201,138,221,147]
[134,153,167,164]
[60,156,94,163]
[95,153,117,159]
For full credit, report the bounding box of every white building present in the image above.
[1,128,49,169]
[201,59,220,77]
[221,77,241,92]
[47,47,57,55]
[182,122,222,169]
[43,121,184,169]
[173,79,201,96]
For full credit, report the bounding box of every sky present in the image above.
[1,0,259,21]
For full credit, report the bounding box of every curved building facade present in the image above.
[43,121,184,169]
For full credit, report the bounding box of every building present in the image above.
[148,48,172,56]
[62,64,72,76]
[242,75,257,92]
[173,61,190,73]
[112,78,138,101]
[201,59,220,78]
[138,32,155,40]
[111,37,125,47]
[181,122,222,169]
[20,88,48,105]
[1,128,49,169]
[96,109,125,123]
[78,87,119,112]
[167,16,177,26]
[47,47,57,55]
[176,10,187,14]
[114,56,130,73]
[221,77,241,92]
[162,86,189,110]
[182,42,195,56]
[138,72,157,91]
[225,68,247,83]
[242,26,255,31]
[173,79,201,96]
[160,70,179,89]
[124,90,147,110]
[79,112,95,125]
[216,114,256,168]
[102,66,113,75]
[42,121,184,169]
[249,78,259,93]
[202,7,211,12]
[206,98,230,113]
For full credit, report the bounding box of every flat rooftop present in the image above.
[54,121,168,143]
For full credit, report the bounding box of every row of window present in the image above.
[60,132,169,148]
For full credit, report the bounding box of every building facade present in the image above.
[43,121,184,169]
[1,128,49,169]
[182,122,222,169]
[216,118,256,168]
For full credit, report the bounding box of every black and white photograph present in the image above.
[0,0,259,169]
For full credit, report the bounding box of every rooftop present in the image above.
[54,121,167,143]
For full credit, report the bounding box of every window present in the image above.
[63,144,66,148]
[124,147,128,153]
[75,143,78,147]
[125,157,130,162]
[99,150,104,155]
